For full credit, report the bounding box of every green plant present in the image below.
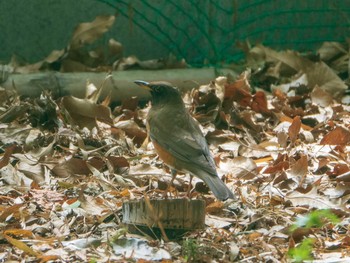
[182,238,199,262]
[290,209,340,231]
[288,209,340,262]
[288,238,315,263]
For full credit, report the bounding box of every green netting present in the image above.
[99,0,350,66]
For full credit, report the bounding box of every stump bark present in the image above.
[122,198,205,240]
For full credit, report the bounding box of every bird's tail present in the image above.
[201,174,235,201]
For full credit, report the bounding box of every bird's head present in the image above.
[134,80,183,106]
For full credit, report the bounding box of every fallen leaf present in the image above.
[306,61,347,97]
[311,85,333,107]
[225,71,252,107]
[61,96,113,129]
[3,230,40,256]
[317,42,348,61]
[52,157,91,177]
[320,126,350,145]
[206,201,224,214]
[218,156,257,179]
[288,155,308,185]
[251,91,270,114]
[288,116,301,143]
[70,15,116,50]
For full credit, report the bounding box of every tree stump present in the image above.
[122,198,205,240]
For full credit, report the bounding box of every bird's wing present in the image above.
[148,111,217,176]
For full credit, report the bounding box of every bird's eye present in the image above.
[153,86,160,92]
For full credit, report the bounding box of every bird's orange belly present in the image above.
[152,140,178,169]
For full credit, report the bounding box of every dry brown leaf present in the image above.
[52,157,90,177]
[334,171,350,182]
[107,156,130,174]
[285,187,346,210]
[12,49,66,73]
[288,116,301,143]
[318,42,350,73]
[61,96,113,129]
[251,91,270,114]
[306,61,347,97]
[17,162,45,183]
[218,156,257,179]
[310,85,333,107]
[206,201,224,214]
[0,144,21,169]
[271,74,308,95]
[3,231,40,256]
[278,113,313,131]
[265,161,289,175]
[256,45,309,72]
[258,45,347,96]
[70,15,116,50]
[233,110,262,132]
[0,204,25,221]
[288,155,308,185]
[225,72,252,107]
[320,126,350,145]
[327,163,349,178]
[114,119,147,147]
[317,42,348,62]
[277,132,288,148]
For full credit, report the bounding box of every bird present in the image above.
[134,80,235,201]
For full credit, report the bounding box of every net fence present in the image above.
[99,0,350,66]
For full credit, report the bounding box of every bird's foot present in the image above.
[162,182,178,199]
[162,185,176,199]
[186,175,194,199]
[163,169,178,199]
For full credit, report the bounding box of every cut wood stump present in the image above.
[122,198,205,240]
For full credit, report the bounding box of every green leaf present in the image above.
[290,209,339,231]
[288,238,315,263]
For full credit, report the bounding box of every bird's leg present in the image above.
[170,169,177,185]
[187,174,193,198]
[163,169,177,198]
[169,169,178,198]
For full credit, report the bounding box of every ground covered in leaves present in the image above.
[2,41,350,262]
[2,15,350,263]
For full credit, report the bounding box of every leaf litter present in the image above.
[1,15,350,263]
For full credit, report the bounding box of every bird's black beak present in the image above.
[134,80,151,91]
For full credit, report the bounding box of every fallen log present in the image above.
[2,68,236,102]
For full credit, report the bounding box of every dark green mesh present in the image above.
[99,0,350,66]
